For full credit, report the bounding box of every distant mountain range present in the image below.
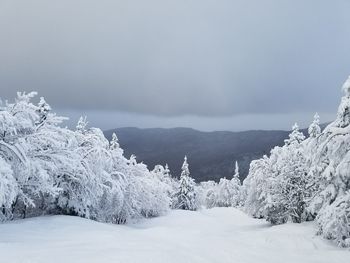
[104,125,327,183]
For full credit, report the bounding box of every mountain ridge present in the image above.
[104,127,288,182]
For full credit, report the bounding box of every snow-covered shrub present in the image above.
[128,157,171,219]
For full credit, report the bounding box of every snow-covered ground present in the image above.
[0,208,348,263]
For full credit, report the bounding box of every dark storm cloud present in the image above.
[0,0,350,119]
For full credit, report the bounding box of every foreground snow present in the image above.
[0,208,348,263]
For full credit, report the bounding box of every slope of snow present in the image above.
[0,208,348,263]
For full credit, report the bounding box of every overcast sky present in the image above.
[1,0,350,131]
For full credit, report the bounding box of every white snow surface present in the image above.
[0,208,348,263]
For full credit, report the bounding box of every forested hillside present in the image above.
[104,128,290,182]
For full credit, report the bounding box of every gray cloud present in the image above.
[0,0,349,123]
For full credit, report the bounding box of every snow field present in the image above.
[0,208,348,263]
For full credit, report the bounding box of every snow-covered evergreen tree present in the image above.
[284,123,305,146]
[173,156,198,211]
[266,145,308,224]
[110,132,120,150]
[244,124,309,224]
[316,191,350,247]
[231,161,242,207]
[308,113,321,138]
[307,77,350,246]
[243,76,350,246]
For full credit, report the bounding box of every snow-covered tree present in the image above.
[284,123,305,146]
[152,164,178,200]
[243,155,273,218]
[198,181,218,209]
[0,92,61,219]
[0,157,18,221]
[244,123,309,224]
[244,76,350,246]
[0,92,173,224]
[308,113,321,138]
[35,97,51,127]
[307,77,350,246]
[216,178,235,207]
[231,161,242,207]
[316,191,350,247]
[265,144,308,224]
[173,156,198,211]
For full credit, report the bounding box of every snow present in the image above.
[0,208,348,263]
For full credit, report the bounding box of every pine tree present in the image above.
[308,113,321,138]
[231,161,242,207]
[173,156,197,211]
[110,133,120,150]
[284,123,305,146]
